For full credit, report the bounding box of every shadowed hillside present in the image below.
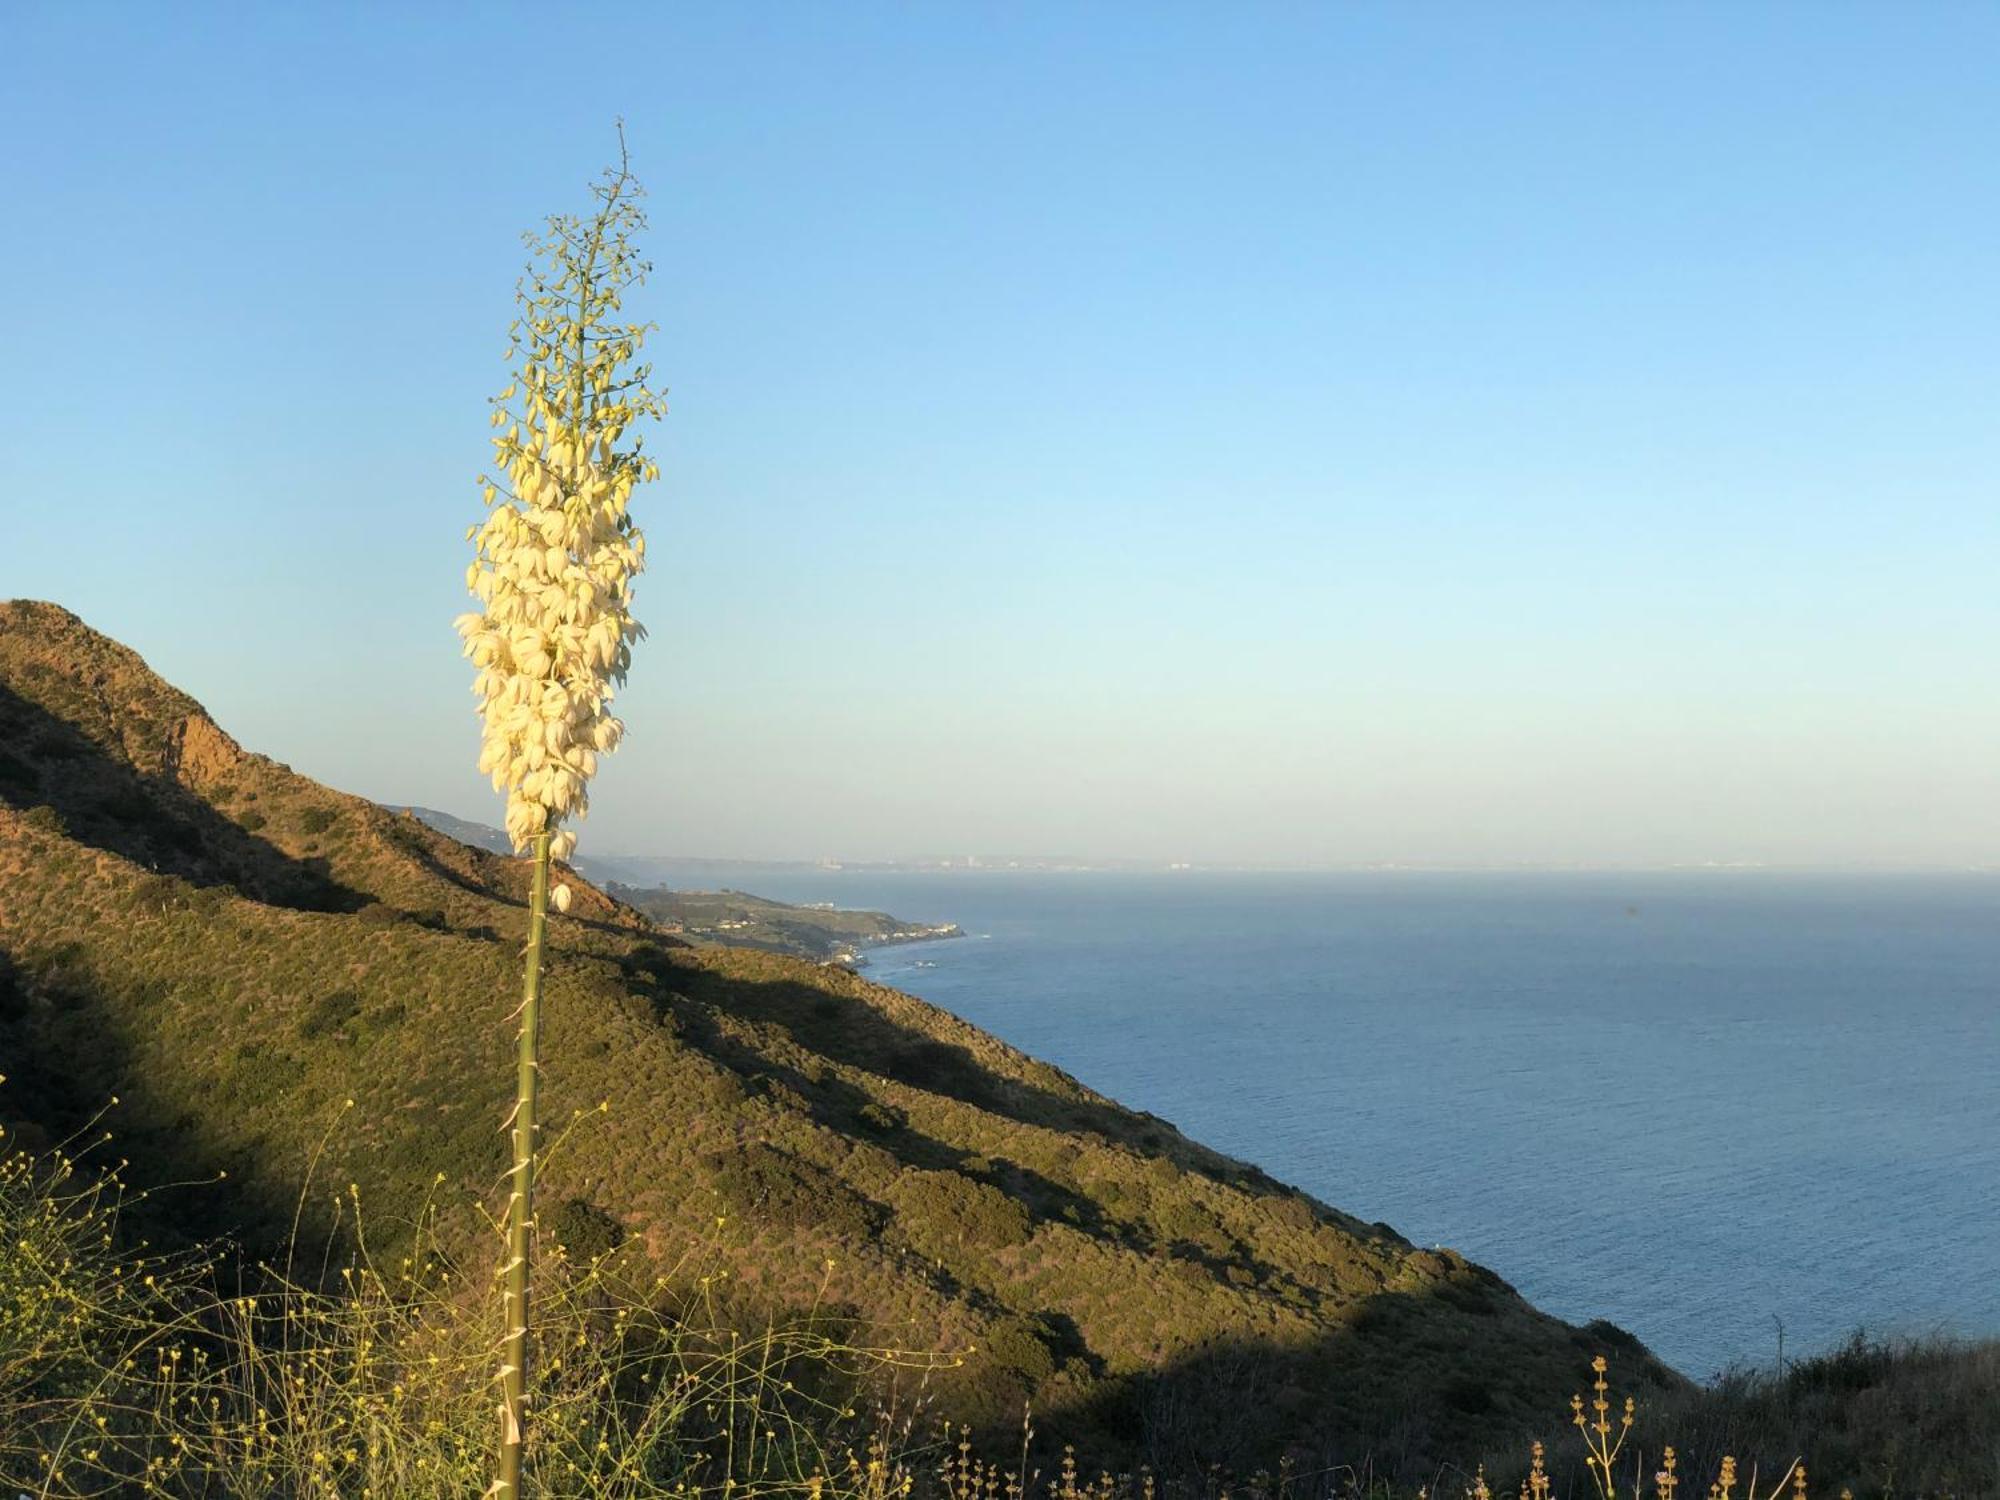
[0,599,1683,1473]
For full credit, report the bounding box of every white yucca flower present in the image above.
[454,147,665,869]
[454,441,645,863]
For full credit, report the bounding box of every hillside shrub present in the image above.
[547,1196,626,1263]
[903,1170,1031,1249]
[128,873,193,914]
[888,1039,995,1106]
[1151,1199,1235,1261]
[855,1101,905,1135]
[1096,1178,1141,1218]
[1268,1193,1316,1232]
[705,1069,749,1111]
[979,1312,1058,1388]
[713,1143,881,1242]
[297,989,362,1040]
[759,1079,814,1116]
[23,803,65,836]
[188,882,233,917]
[223,1042,307,1108]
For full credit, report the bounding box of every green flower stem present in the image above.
[496,829,551,1499]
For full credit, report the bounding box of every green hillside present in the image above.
[0,599,1680,1474]
[391,808,963,963]
[608,882,962,963]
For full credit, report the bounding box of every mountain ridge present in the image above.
[0,598,1679,1472]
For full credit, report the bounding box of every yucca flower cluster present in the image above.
[456,426,647,873]
[455,141,666,879]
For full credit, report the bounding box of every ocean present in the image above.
[649,868,2000,1380]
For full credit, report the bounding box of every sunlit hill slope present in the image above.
[0,599,1679,1471]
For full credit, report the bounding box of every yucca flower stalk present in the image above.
[455,127,666,1500]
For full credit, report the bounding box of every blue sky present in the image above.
[3,3,1996,866]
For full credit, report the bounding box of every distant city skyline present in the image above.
[404,805,1999,876]
[5,5,1997,869]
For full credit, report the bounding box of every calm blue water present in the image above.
[664,870,2000,1380]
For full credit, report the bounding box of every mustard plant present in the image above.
[3,1129,953,1499]
[1570,1356,1634,1500]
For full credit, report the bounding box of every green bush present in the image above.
[979,1312,1058,1388]
[22,803,65,836]
[855,1101,905,1135]
[712,1143,881,1242]
[128,872,193,913]
[704,1069,749,1111]
[1151,1199,1235,1261]
[759,1079,814,1116]
[547,1197,626,1263]
[903,1170,1031,1249]
[297,989,362,1040]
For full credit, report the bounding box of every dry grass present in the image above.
[6,1136,1992,1499]
[0,1131,956,1499]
